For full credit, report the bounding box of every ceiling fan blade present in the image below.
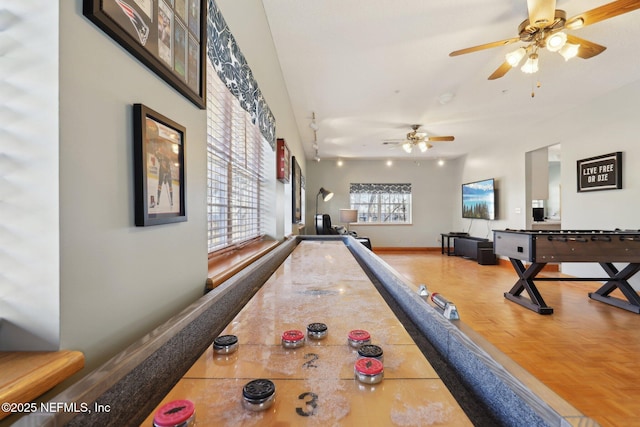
[427,136,455,142]
[566,34,607,59]
[566,0,640,29]
[488,61,513,80]
[449,37,520,56]
[527,0,557,28]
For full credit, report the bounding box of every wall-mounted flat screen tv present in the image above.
[462,178,496,220]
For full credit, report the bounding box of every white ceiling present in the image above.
[258,0,640,160]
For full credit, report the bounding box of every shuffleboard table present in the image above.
[141,240,473,426]
[494,229,640,315]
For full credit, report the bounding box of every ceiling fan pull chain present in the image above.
[530,63,542,98]
[531,74,536,98]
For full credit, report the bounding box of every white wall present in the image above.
[305,158,463,247]
[558,80,640,284]
[58,1,208,369]
[453,144,528,239]
[0,2,60,350]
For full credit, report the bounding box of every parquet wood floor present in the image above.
[377,251,640,427]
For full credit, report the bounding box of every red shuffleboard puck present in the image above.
[281,329,305,348]
[153,399,196,427]
[348,329,371,348]
[354,357,384,384]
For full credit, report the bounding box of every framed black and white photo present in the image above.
[84,0,206,108]
[133,104,187,226]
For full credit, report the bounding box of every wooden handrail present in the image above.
[0,350,84,420]
[206,239,281,291]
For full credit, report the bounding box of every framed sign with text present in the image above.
[577,152,622,192]
[84,0,206,109]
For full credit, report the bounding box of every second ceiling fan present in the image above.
[386,125,455,154]
[449,0,640,80]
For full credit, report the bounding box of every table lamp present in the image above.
[339,208,358,233]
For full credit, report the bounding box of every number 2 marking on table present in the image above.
[302,352,319,368]
[296,391,318,416]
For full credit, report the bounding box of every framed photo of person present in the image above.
[133,103,187,226]
[84,0,206,108]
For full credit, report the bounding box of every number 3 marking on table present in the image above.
[296,391,318,416]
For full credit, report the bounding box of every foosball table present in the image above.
[493,229,640,314]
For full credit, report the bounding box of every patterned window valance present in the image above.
[207,0,276,150]
[350,183,412,194]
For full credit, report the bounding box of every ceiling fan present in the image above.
[449,0,640,80]
[384,125,455,153]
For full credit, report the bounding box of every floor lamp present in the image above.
[315,187,334,216]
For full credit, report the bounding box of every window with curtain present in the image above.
[206,59,269,253]
[349,183,412,224]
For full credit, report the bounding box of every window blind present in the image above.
[207,58,267,253]
[349,183,412,223]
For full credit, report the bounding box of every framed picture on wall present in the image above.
[577,152,623,192]
[84,0,206,108]
[276,138,290,183]
[292,156,302,223]
[133,103,187,226]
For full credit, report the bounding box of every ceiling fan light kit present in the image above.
[521,53,539,74]
[545,31,567,51]
[505,47,527,66]
[449,0,640,83]
[394,124,453,155]
[558,43,580,61]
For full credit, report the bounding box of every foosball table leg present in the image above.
[504,259,554,315]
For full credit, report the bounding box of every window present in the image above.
[206,59,269,253]
[350,183,412,224]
